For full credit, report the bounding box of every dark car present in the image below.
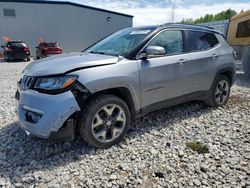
[1,41,31,62]
[36,42,62,59]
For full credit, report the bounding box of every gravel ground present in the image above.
[0,60,249,188]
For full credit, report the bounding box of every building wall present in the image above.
[0,2,133,55]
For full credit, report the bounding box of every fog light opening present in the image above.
[25,111,42,124]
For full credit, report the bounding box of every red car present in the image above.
[36,42,62,59]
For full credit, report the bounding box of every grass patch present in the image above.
[186,141,209,154]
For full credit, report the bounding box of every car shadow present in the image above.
[0,58,32,63]
[235,71,250,88]
[0,100,214,184]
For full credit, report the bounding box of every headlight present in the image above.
[34,75,78,91]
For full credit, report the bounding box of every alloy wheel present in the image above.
[214,80,229,105]
[91,104,126,143]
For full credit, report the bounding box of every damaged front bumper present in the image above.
[16,86,81,138]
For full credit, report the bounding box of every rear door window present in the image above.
[184,31,219,52]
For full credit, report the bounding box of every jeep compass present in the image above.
[16,24,236,148]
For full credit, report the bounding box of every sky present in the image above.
[69,0,250,26]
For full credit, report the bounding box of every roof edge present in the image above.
[0,0,134,18]
[159,23,223,34]
[231,10,250,21]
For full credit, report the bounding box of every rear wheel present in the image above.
[26,57,31,61]
[205,75,231,107]
[79,94,131,148]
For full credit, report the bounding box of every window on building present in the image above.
[236,20,250,38]
[147,30,183,55]
[3,8,16,17]
[185,31,219,52]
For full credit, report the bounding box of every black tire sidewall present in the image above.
[210,75,231,107]
[242,49,250,77]
[79,95,131,148]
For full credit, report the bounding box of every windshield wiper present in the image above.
[88,51,105,54]
[88,51,120,57]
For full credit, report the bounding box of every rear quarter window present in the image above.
[185,31,219,52]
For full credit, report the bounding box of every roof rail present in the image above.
[160,23,215,29]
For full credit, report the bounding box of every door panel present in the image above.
[177,31,220,95]
[177,49,218,94]
[137,30,187,109]
[138,54,189,108]
[137,29,191,109]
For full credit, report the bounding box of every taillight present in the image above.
[24,48,29,52]
[5,47,13,52]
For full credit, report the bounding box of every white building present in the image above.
[0,0,133,55]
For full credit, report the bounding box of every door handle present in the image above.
[211,54,218,59]
[177,59,188,65]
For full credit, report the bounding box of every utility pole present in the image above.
[170,6,175,23]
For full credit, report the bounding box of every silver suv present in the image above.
[16,24,236,148]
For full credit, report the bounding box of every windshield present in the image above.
[45,43,60,47]
[8,42,27,48]
[85,28,154,57]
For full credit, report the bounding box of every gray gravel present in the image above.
[0,60,250,187]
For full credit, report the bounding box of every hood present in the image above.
[23,52,119,76]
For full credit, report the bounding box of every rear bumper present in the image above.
[16,87,80,138]
[44,51,62,56]
[6,52,30,60]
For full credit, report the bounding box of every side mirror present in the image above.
[36,46,39,49]
[140,46,165,60]
[1,45,4,48]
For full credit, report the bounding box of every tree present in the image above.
[179,8,237,24]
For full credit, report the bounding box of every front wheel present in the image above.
[205,75,231,107]
[79,94,131,148]
[4,54,10,62]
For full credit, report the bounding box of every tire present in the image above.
[36,56,40,59]
[4,54,9,62]
[79,94,131,148]
[26,57,31,61]
[5,57,10,62]
[242,48,250,78]
[205,75,231,107]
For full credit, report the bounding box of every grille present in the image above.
[20,76,34,90]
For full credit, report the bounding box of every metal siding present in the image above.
[0,2,133,55]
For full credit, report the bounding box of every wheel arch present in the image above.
[90,87,137,119]
[215,67,235,86]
